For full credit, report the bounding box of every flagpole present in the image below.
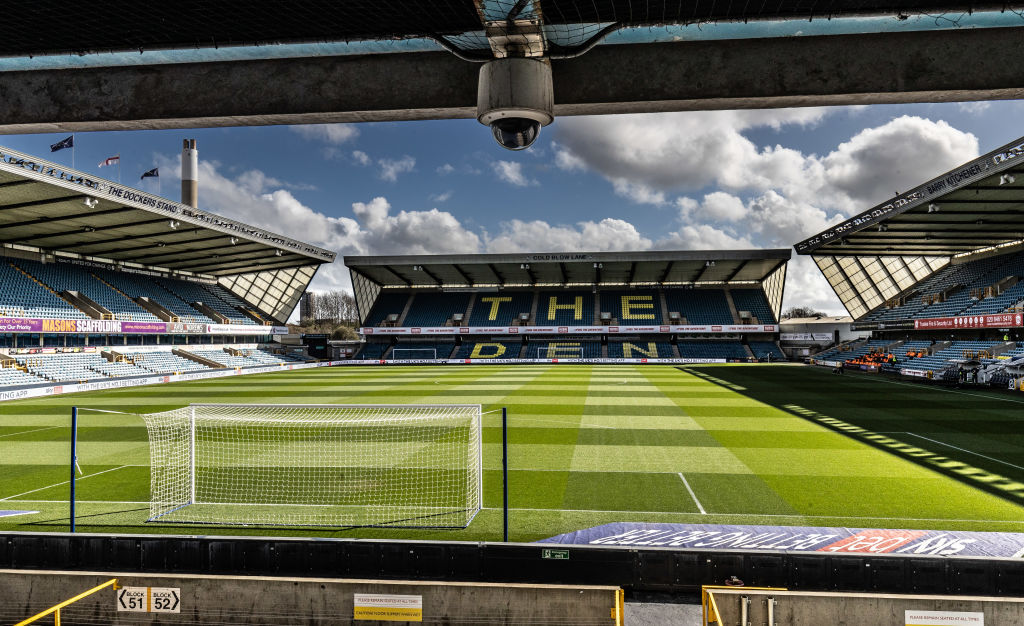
[71,135,75,170]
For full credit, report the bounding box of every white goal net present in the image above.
[140,403,482,528]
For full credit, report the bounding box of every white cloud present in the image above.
[821,116,978,207]
[488,218,652,253]
[430,190,454,203]
[697,191,747,222]
[492,160,535,187]
[352,150,371,166]
[378,155,416,182]
[611,179,666,205]
[177,159,481,294]
[553,145,587,172]
[437,163,455,175]
[290,124,359,144]
[554,108,830,193]
[655,224,755,251]
[957,101,991,114]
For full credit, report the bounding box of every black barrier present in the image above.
[3,532,1024,596]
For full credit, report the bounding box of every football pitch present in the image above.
[2,363,1024,542]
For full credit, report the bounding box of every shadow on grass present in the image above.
[681,365,1024,509]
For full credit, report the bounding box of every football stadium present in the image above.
[7,3,1024,625]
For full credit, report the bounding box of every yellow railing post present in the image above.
[15,578,118,626]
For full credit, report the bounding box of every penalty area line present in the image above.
[0,465,132,501]
[678,472,706,514]
[904,432,1024,472]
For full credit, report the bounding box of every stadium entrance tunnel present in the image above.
[680,365,1024,509]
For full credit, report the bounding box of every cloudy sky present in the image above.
[3,99,1021,316]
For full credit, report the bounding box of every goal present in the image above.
[140,403,482,528]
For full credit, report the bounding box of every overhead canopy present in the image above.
[345,249,790,324]
[795,135,1024,319]
[0,2,1006,58]
[0,146,335,322]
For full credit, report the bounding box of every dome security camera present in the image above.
[477,58,554,151]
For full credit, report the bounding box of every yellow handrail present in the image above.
[15,578,118,626]
[701,585,787,625]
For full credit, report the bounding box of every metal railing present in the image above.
[14,578,118,626]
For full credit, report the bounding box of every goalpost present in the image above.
[139,403,482,528]
[390,347,439,360]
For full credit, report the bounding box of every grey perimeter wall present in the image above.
[0,569,621,625]
[709,588,1024,624]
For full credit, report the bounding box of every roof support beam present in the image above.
[0,180,37,190]
[487,263,505,286]
[0,217,168,243]
[659,261,675,284]
[419,265,442,286]
[0,195,86,213]
[451,264,474,286]
[0,206,135,229]
[4,27,1024,133]
[724,259,748,283]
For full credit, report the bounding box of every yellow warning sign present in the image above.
[354,593,423,622]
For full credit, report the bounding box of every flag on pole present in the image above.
[50,136,74,152]
[140,168,159,180]
[98,155,120,168]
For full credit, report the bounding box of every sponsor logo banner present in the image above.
[338,358,728,365]
[0,361,340,403]
[914,313,1023,330]
[781,333,834,342]
[539,522,1024,558]
[0,317,288,335]
[207,323,288,335]
[359,325,777,336]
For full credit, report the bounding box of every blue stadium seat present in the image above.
[606,341,673,358]
[731,289,776,324]
[468,292,534,326]
[452,341,522,359]
[599,290,662,324]
[534,291,595,326]
[677,341,747,360]
[400,292,470,327]
[663,289,733,325]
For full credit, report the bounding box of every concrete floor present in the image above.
[626,602,703,625]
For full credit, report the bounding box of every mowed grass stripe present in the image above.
[1,364,1023,541]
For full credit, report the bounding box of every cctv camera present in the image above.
[477,58,554,151]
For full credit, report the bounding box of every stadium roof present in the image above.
[0,146,335,322]
[344,249,790,289]
[795,134,1024,319]
[0,2,1006,59]
[345,249,790,325]
[4,7,1024,133]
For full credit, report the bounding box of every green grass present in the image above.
[1,363,1024,541]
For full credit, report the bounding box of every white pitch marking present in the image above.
[905,432,1024,472]
[484,506,1024,525]
[0,425,61,439]
[677,472,706,514]
[0,465,131,501]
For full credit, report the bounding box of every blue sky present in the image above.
[3,98,1022,316]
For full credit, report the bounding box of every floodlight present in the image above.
[230,237,238,245]
[275,250,283,256]
[168,220,180,229]
[1000,173,1016,185]
[927,204,940,213]
[83,198,98,208]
